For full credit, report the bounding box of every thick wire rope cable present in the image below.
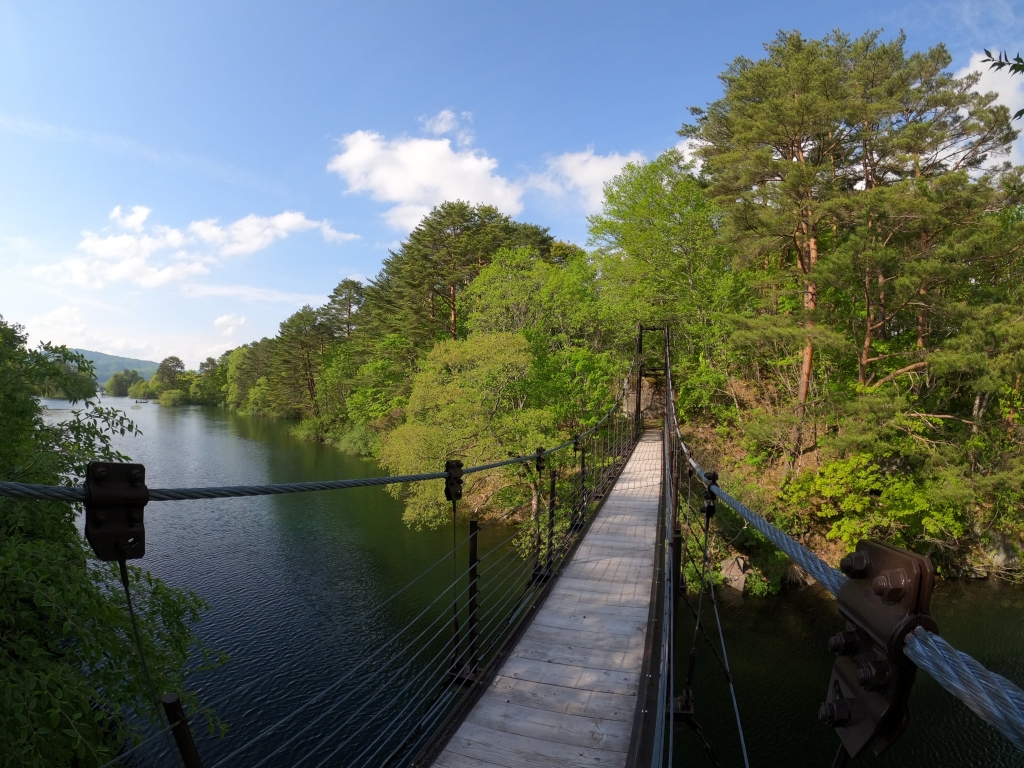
[679,424,1024,755]
[0,375,638,504]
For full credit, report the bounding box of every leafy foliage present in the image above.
[0,317,214,766]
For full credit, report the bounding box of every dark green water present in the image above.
[43,399,1024,766]
[46,398,530,767]
[674,564,1024,767]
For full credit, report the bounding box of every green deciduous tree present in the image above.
[0,317,213,766]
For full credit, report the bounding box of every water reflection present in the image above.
[674,579,1024,767]
[40,399,1024,766]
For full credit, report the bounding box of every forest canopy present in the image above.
[97,30,1024,581]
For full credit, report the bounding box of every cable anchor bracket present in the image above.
[820,539,939,759]
[444,460,464,502]
[84,461,148,561]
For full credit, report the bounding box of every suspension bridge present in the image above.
[3,326,1023,767]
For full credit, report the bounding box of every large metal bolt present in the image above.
[130,469,143,485]
[828,630,859,656]
[839,551,869,578]
[856,661,891,691]
[818,698,852,727]
[872,568,908,601]
[95,467,109,482]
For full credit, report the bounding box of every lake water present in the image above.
[43,399,1024,767]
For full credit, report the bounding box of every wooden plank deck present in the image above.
[433,431,662,768]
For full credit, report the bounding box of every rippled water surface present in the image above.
[44,399,1024,767]
[46,398,527,767]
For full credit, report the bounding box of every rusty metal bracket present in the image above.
[820,539,938,758]
[84,461,148,561]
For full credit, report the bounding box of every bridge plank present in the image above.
[465,698,632,751]
[444,722,626,768]
[487,676,635,721]
[430,431,662,768]
[512,635,644,671]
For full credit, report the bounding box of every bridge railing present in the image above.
[2,358,645,768]
[643,325,1024,765]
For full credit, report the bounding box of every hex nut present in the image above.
[840,551,870,578]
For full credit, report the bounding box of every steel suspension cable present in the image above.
[319,482,607,768]
[240,532,536,768]
[290,556,544,768]
[196,510,513,715]
[680,426,1024,754]
[233,539,530,768]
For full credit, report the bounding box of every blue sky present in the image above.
[2,0,1023,366]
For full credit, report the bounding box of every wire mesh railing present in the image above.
[3,356,644,768]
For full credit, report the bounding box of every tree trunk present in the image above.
[859,272,872,386]
[449,283,457,340]
[796,234,818,416]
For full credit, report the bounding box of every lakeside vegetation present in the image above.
[131,31,1024,582]
[1,321,214,766]
[4,25,1024,766]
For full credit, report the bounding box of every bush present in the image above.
[158,389,187,406]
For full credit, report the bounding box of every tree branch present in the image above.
[871,361,928,388]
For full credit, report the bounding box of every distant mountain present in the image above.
[71,349,160,384]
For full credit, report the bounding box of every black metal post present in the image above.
[577,445,586,529]
[450,498,460,673]
[547,468,556,573]
[162,693,204,768]
[467,519,479,673]
[613,409,619,467]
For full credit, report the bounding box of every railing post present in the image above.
[467,519,479,673]
[533,447,547,582]
[576,444,586,529]
[547,468,556,573]
[162,693,204,768]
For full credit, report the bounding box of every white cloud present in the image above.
[422,109,458,135]
[327,130,522,229]
[109,204,151,232]
[674,138,703,171]
[181,283,325,304]
[420,109,475,147]
[214,313,246,336]
[31,207,357,291]
[956,52,1024,164]
[26,305,161,360]
[530,148,646,213]
[188,211,358,256]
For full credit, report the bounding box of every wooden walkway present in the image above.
[433,431,662,768]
